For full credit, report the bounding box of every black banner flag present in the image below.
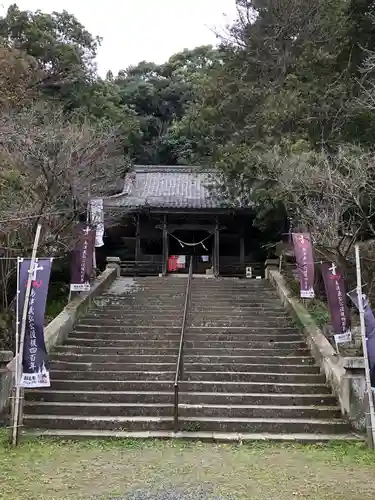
[19,258,52,388]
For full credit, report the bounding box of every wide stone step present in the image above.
[185,355,315,365]
[23,414,173,431]
[49,361,178,372]
[187,327,300,333]
[186,340,306,349]
[48,369,324,384]
[49,353,178,364]
[74,325,182,333]
[72,324,299,334]
[47,379,331,394]
[81,318,183,327]
[69,331,302,342]
[23,402,341,420]
[103,293,186,299]
[190,299,280,304]
[62,338,306,349]
[49,380,174,391]
[76,319,295,328]
[190,308,286,313]
[184,364,320,374]
[82,318,181,325]
[63,339,180,348]
[70,331,181,341]
[179,417,350,435]
[23,414,350,434]
[186,334,303,342]
[25,402,173,417]
[53,346,180,355]
[101,300,185,306]
[89,310,288,318]
[100,305,287,312]
[192,292,279,297]
[48,353,315,366]
[102,292,185,297]
[48,361,319,374]
[92,307,185,313]
[23,429,361,443]
[50,370,175,381]
[189,320,293,327]
[25,390,338,406]
[105,296,278,303]
[53,346,310,356]
[184,371,325,383]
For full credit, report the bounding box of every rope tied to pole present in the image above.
[167,232,214,251]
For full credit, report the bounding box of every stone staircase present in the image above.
[23,276,359,442]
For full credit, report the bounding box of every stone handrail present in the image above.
[265,260,367,434]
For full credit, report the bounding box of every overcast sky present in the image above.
[0,0,238,76]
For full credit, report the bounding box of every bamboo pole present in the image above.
[11,224,42,447]
[10,258,22,434]
[355,244,375,448]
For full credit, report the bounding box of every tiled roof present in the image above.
[104,165,227,210]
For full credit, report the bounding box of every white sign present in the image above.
[90,198,104,247]
[300,289,315,299]
[70,282,91,292]
[334,331,352,345]
[20,364,50,388]
[246,267,252,279]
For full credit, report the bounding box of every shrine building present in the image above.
[102,165,269,277]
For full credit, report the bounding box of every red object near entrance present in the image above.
[168,255,178,272]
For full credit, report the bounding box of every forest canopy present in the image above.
[1,0,375,260]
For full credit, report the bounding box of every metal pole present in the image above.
[11,224,42,447]
[355,244,375,448]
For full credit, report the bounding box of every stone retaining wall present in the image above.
[266,261,368,436]
[0,350,13,422]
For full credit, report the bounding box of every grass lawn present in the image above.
[1,430,375,499]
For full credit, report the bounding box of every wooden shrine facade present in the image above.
[103,166,267,277]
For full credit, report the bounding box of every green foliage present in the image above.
[0,4,100,90]
[114,45,222,164]
[3,1,375,323]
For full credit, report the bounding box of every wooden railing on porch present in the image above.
[120,260,162,276]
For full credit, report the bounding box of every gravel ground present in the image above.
[1,436,375,500]
[116,488,229,499]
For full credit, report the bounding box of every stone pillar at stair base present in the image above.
[341,358,369,437]
[106,256,121,277]
[0,351,13,421]
[265,259,279,279]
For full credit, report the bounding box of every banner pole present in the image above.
[87,198,97,277]
[11,223,42,447]
[355,243,375,448]
[10,257,21,440]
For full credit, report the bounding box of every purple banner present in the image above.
[292,233,315,298]
[70,224,95,292]
[348,291,375,387]
[321,262,351,338]
[348,291,375,339]
[18,258,52,388]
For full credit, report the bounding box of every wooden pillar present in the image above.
[240,235,245,267]
[162,215,168,276]
[214,216,220,278]
[135,213,141,261]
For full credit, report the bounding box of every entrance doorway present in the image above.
[168,229,214,274]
